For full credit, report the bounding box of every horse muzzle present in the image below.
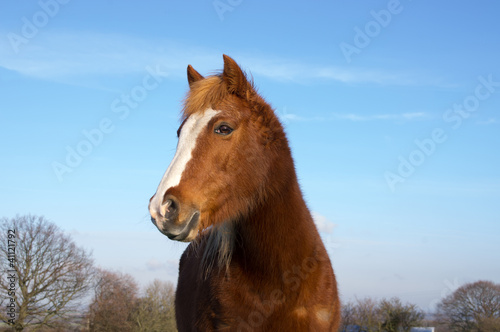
[149,195,200,242]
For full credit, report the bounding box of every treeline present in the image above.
[1,215,500,331]
[339,279,500,331]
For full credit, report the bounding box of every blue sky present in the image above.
[1,0,499,310]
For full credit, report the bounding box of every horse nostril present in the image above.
[161,196,179,220]
[166,199,175,212]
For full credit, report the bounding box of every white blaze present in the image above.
[150,108,220,218]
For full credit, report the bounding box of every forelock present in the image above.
[182,75,228,119]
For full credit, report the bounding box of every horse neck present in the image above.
[234,152,320,278]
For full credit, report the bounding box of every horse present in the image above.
[148,55,340,331]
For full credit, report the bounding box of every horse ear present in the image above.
[222,54,250,97]
[187,65,204,88]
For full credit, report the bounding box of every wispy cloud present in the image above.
[476,117,499,125]
[314,67,416,86]
[312,212,336,234]
[331,112,429,122]
[276,107,429,123]
[239,55,428,86]
[0,30,446,88]
[145,258,179,273]
[0,31,207,79]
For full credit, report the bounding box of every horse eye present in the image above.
[214,124,233,136]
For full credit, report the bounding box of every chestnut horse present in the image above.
[149,55,340,331]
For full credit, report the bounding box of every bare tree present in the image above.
[132,279,177,332]
[354,297,382,332]
[436,280,500,332]
[0,215,94,331]
[338,297,425,332]
[339,301,356,332]
[87,269,139,332]
[378,297,424,332]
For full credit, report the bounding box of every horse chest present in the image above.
[176,246,338,331]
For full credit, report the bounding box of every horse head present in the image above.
[149,55,288,242]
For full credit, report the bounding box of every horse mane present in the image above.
[201,222,235,277]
